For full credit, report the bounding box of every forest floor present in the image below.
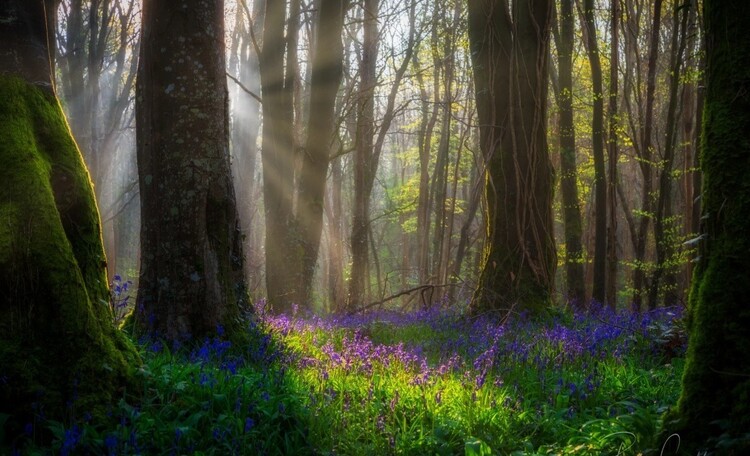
[13,302,686,455]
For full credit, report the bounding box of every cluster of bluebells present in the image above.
[12,289,685,455]
[109,274,133,325]
[266,304,686,416]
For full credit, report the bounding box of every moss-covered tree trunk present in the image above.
[660,0,750,452]
[467,0,557,315]
[135,0,249,339]
[0,0,137,436]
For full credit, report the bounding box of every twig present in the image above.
[347,283,457,316]
[226,72,262,103]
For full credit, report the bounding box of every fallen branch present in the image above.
[347,283,457,316]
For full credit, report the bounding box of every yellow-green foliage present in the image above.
[0,76,138,426]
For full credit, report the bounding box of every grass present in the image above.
[6,301,686,455]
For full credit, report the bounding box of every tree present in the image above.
[259,0,300,313]
[580,0,608,305]
[647,1,689,309]
[631,0,663,311]
[347,0,417,309]
[468,0,557,314]
[660,0,750,451]
[605,0,619,309]
[297,0,350,310]
[347,0,379,309]
[135,0,249,339]
[228,0,264,289]
[259,0,349,313]
[0,0,137,430]
[551,0,586,306]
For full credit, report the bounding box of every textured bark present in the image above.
[660,0,750,451]
[552,0,586,307]
[136,0,248,339]
[468,0,556,315]
[0,0,137,431]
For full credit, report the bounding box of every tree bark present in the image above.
[580,0,608,305]
[136,0,248,339]
[347,0,378,309]
[661,0,750,450]
[297,0,348,308]
[647,1,689,309]
[259,0,299,313]
[0,0,137,430]
[552,0,586,307]
[605,0,620,310]
[631,0,663,311]
[468,0,557,315]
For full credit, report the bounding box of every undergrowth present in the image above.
[3,301,685,455]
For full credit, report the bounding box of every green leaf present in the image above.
[465,437,492,456]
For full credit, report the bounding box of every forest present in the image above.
[0,0,748,454]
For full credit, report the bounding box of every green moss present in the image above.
[657,1,750,452]
[0,76,140,432]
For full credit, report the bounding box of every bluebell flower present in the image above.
[104,434,118,453]
[244,417,255,432]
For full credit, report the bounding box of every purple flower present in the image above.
[244,417,255,432]
[104,434,118,452]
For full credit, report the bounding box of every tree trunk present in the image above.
[230,0,263,291]
[552,0,586,307]
[0,0,137,429]
[297,0,348,307]
[632,0,663,311]
[347,0,416,310]
[136,0,248,339]
[347,0,378,310]
[260,0,299,313]
[580,0,608,305]
[647,2,689,309]
[327,155,346,312]
[661,0,750,450]
[605,0,619,310]
[413,25,440,287]
[468,0,556,315]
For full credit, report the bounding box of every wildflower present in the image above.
[104,434,118,452]
[376,414,386,432]
[61,425,81,456]
[244,417,255,433]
